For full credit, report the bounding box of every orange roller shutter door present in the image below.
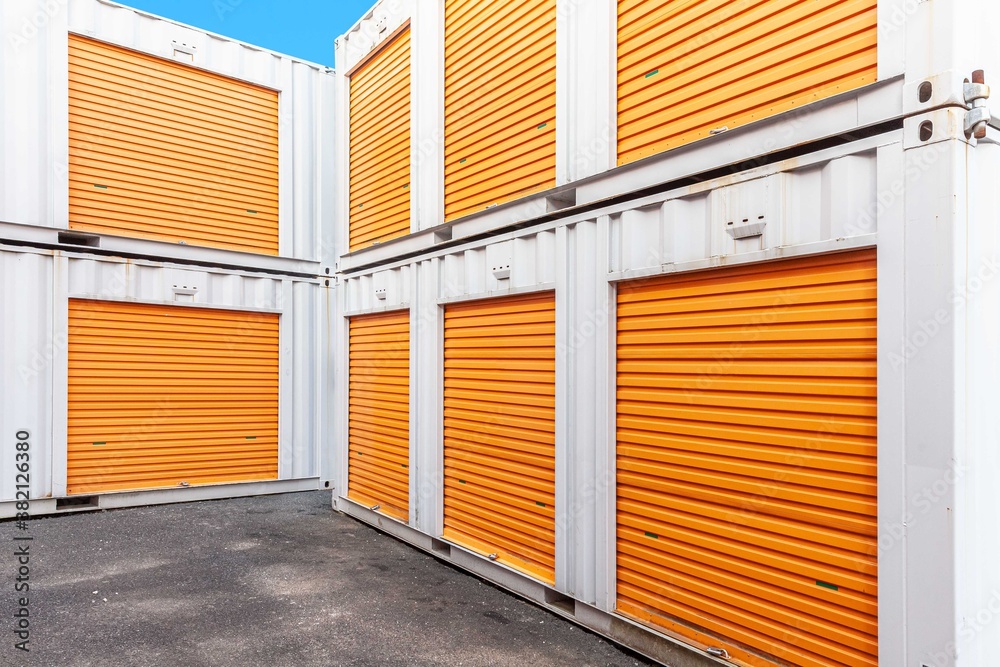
[348,310,411,522]
[444,0,557,221]
[68,35,280,254]
[617,0,879,165]
[67,300,280,495]
[349,27,412,252]
[443,292,557,584]
[616,250,878,667]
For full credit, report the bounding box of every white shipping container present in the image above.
[0,245,333,515]
[0,0,338,271]
[334,117,1000,666]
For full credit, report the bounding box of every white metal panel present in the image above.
[957,134,1000,667]
[0,249,55,504]
[555,0,616,184]
[437,231,558,301]
[336,0,414,74]
[876,0,908,80]
[873,140,907,667]
[1,0,334,264]
[411,256,443,533]
[0,0,70,230]
[411,0,444,232]
[343,264,413,315]
[898,122,966,667]
[552,220,611,604]
[608,145,881,276]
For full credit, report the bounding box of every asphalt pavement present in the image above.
[0,490,656,667]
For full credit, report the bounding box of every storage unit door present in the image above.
[617,0,878,165]
[67,300,280,495]
[348,310,411,522]
[443,292,556,584]
[444,0,556,221]
[616,250,878,667]
[349,27,412,252]
[68,35,280,254]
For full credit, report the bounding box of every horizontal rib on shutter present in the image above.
[616,250,878,667]
[348,310,411,522]
[443,292,556,584]
[349,27,412,252]
[617,0,878,165]
[67,299,280,495]
[68,35,280,254]
[444,0,556,221]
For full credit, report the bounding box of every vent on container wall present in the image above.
[58,232,101,248]
[171,41,196,63]
[172,285,199,302]
[492,264,511,281]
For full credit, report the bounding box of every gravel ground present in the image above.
[0,490,657,667]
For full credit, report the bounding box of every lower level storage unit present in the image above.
[615,250,879,667]
[442,291,557,585]
[347,309,411,522]
[67,299,281,495]
[0,247,329,514]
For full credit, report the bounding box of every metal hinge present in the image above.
[964,70,991,139]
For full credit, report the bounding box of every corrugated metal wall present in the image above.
[443,0,557,221]
[617,0,879,165]
[442,292,557,584]
[349,27,412,252]
[0,250,54,504]
[67,299,280,495]
[615,250,878,666]
[348,310,411,522]
[68,35,280,254]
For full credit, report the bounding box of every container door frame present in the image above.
[50,283,293,498]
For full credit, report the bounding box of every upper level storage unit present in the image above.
[616,0,879,165]
[443,0,557,222]
[0,0,336,272]
[348,25,412,252]
[68,35,281,255]
[335,0,930,271]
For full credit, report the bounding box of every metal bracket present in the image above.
[706,647,731,659]
[905,69,991,141]
[726,221,766,240]
[964,70,991,139]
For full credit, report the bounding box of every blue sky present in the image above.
[119,0,377,66]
